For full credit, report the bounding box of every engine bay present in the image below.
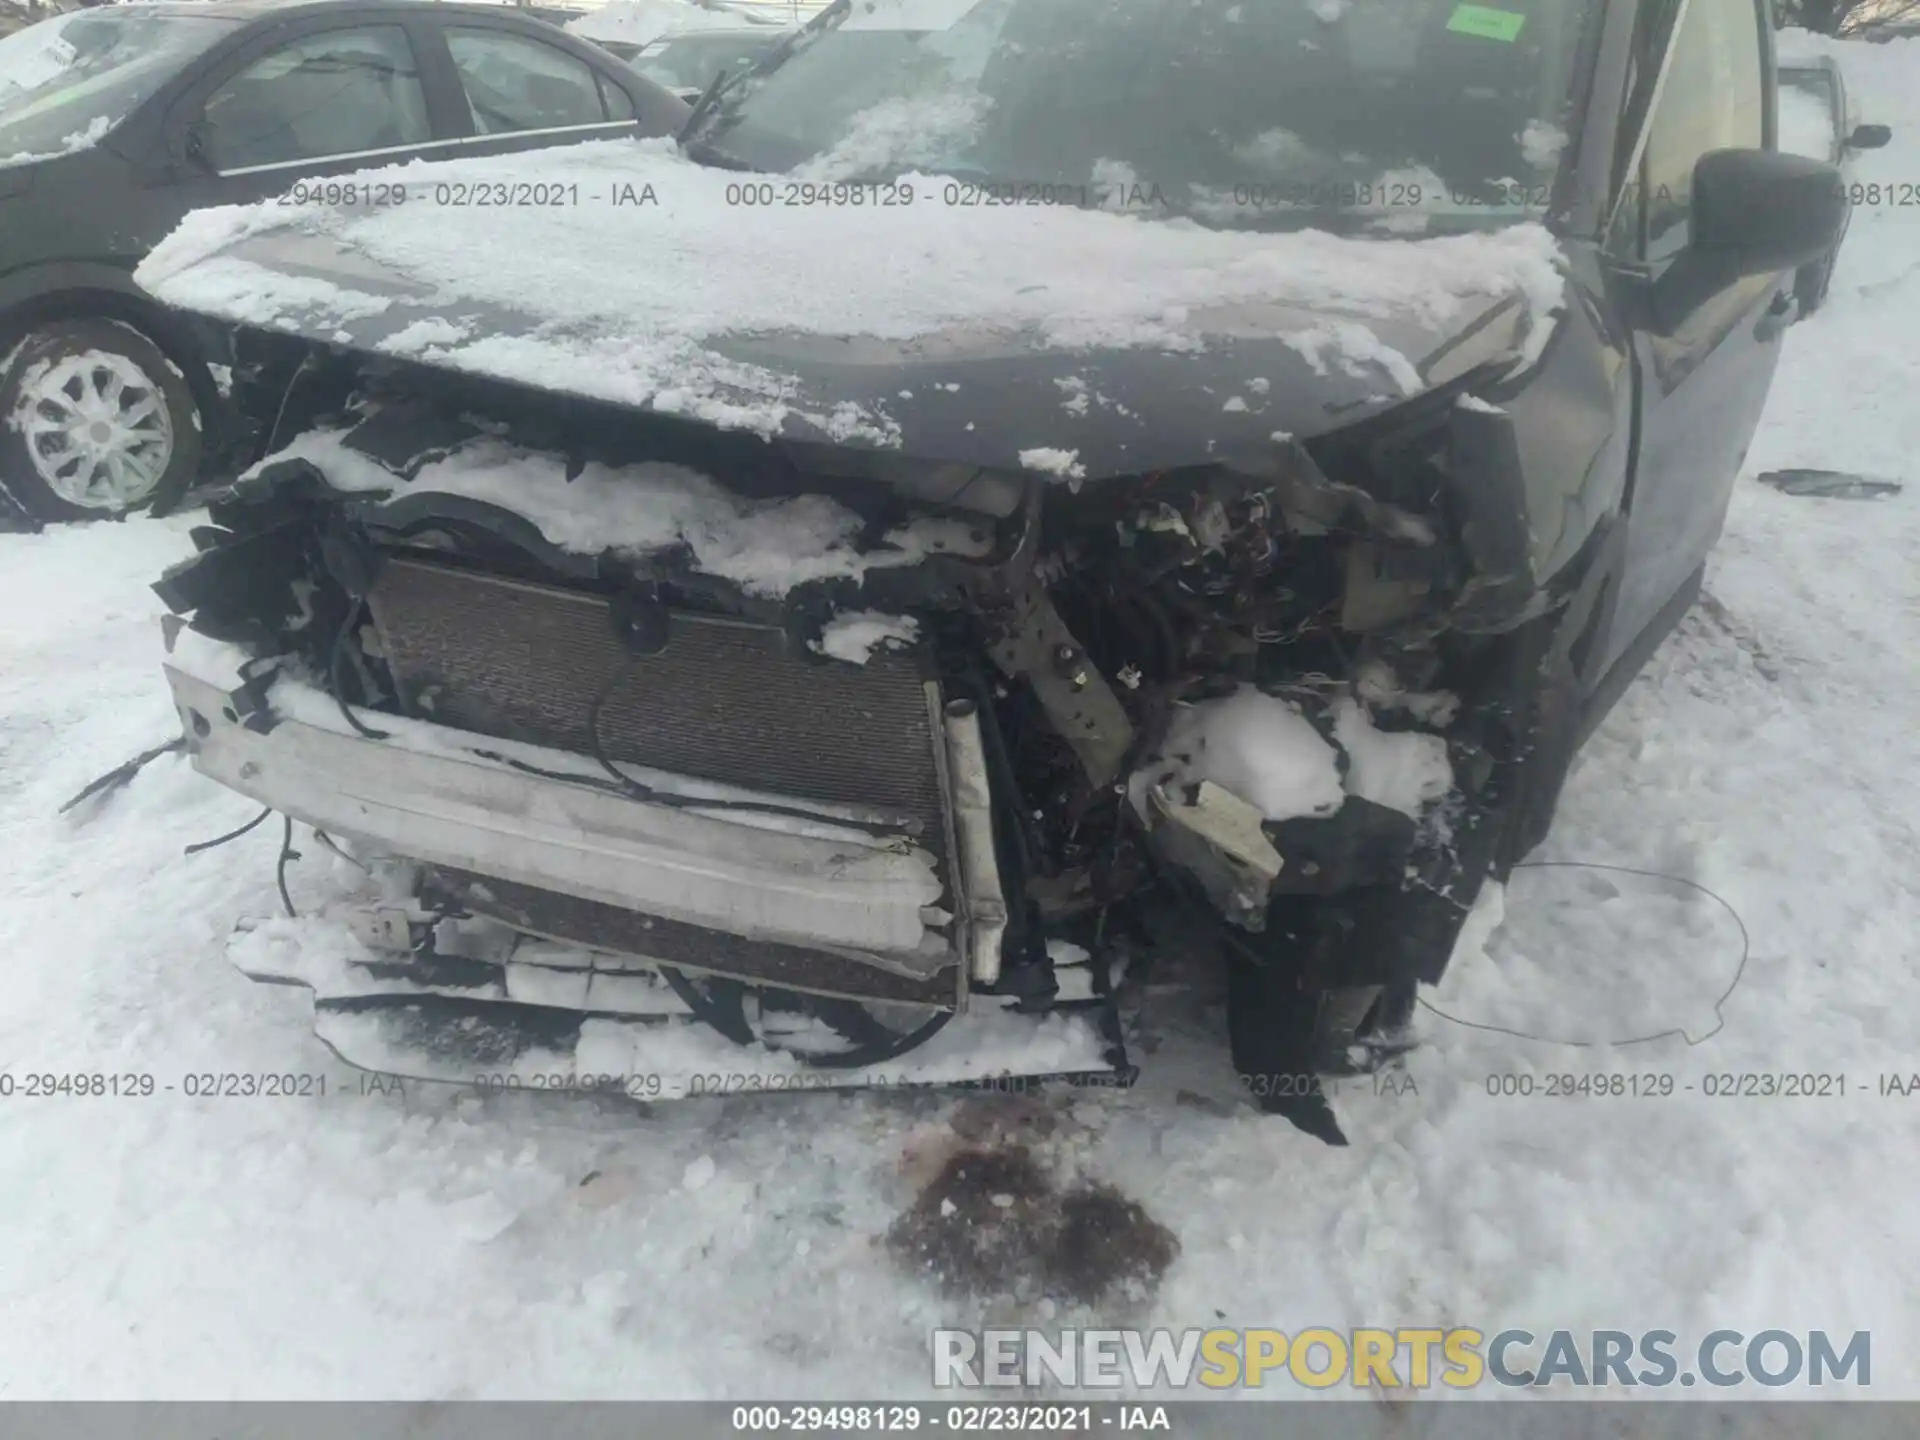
[150,342,1552,1141]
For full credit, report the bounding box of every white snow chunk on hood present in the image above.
[248,428,986,599]
[1017,447,1087,480]
[2,113,114,170]
[812,611,921,664]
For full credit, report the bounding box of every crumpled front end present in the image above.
[155,349,1564,1134]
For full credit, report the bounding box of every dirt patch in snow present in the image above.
[887,1142,1177,1305]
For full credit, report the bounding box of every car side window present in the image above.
[1637,0,1765,263]
[446,28,618,135]
[598,74,638,123]
[200,26,431,172]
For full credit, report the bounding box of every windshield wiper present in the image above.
[680,131,759,173]
[675,66,730,146]
[680,0,851,151]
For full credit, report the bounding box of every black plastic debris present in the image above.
[1757,469,1903,500]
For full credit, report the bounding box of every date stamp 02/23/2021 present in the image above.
[6,1068,1920,1102]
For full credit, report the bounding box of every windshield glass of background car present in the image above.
[634,33,780,92]
[0,11,237,163]
[696,0,1601,231]
[1777,70,1839,160]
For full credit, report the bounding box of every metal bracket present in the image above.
[988,589,1134,788]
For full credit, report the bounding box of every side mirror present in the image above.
[1692,147,1847,273]
[1847,122,1893,150]
[1642,148,1847,334]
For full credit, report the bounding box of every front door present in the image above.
[1600,0,1791,677]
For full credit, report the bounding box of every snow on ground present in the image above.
[4,31,1920,1405]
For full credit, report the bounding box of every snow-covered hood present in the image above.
[137,139,1564,479]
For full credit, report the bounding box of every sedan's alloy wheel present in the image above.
[18,350,176,510]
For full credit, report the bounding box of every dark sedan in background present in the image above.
[0,0,686,523]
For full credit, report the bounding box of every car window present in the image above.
[692,0,1608,236]
[598,72,636,121]
[1778,71,1840,162]
[1637,0,1764,263]
[446,28,613,135]
[0,11,239,165]
[633,33,777,94]
[199,25,431,172]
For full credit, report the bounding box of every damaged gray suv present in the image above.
[140,0,1844,1142]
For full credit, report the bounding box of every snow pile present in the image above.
[377,316,472,354]
[1133,685,1452,824]
[811,610,920,664]
[1,112,113,169]
[1015,447,1086,481]
[565,0,763,47]
[1352,657,1458,726]
[135,138,1565,446]
[1285,318,1425,396]
[1133,687,1346,823]
[1327,693,1451,818]
[249,428,987,598]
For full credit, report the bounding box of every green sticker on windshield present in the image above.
[1447,4,1527,41]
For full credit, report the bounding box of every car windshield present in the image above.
[633,31,784,92]
[690,0,1603,232]
[1777,71,1839,161]
[0,10,238,165]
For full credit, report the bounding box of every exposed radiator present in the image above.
[364,558,947,839]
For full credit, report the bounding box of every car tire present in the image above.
[0,318,202,523]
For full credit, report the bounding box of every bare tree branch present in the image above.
[1779,0,1920,36]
